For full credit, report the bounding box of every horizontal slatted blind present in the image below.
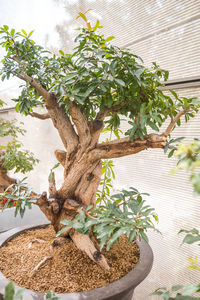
[73,1,200,299]
[62,0,200,80]
[129,18,200,80]
[114,88,200,300]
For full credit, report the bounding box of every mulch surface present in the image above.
[0,225,139,293]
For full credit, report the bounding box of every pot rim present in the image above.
[0,223,153,300]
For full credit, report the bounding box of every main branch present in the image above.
[29,112,50,120]
[89,102,128,147]
[91,134,166,160]
[69,101,91,149]
[10,56,79,154]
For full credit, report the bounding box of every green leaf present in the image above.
[48,171,53,183]
[161,291,170,300]
[93,20,100,31]
[191,97,200,105]
[83,85,96,98]
[59,50,64,56]
[78,12,87,22]
[52,163,60,170]
[3,25,9,31]
[139,230,149,243]
[150,291,163,296]
[105,36,115,42]
[13,288,25,300]
[168,148,175,158]
[182,234,200,245]
[182,283,200,295]
[84,218,98,230]
[134,68,144,80]
[106,228,127,250]
[148,120,159,132]
[46,290,61,299]
[15,102,20,113]
[114,78,125,87]
[99,236,108,251]
[10,29,15,36]
[28,30,34,37]
[60,219,72,226]
[4,282,15,300]
[171,285,183,292]
[21,29,27,36]
[56,226,70,237]
[129,229,137,242]
[170,137,185,144]
[86,205,93,211]
[179,228,199,235]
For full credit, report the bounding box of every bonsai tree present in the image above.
[0,13,199,269]
[0,99,38,197]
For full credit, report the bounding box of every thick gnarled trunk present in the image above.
[35,152,109,269]
[37,153,102,232]
[35,131,168,270]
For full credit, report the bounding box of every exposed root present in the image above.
[30,256,52,277]
[35,192,54,223]
[28,238,45,249]
[70,230,110,271]
[50,237,68,251]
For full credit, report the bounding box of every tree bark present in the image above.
[0,168,16,193]
[0,153,16,193]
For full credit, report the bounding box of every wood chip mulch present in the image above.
[0,225,140,293]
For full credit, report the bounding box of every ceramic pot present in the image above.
[0,224,153,300]
[0,206,48,233]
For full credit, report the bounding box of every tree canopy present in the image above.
[0,20,199,142]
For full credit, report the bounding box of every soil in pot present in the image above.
[0,225,140,293]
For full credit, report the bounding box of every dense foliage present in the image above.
[58,187,158,250]
[0,22,199,141]
[0,100,38,175]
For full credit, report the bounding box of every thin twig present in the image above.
[163,106,191,137]
[29,112,50,120]
[28,238,45,249]
[30,256,52,277]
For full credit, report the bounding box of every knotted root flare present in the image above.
[70,230,110,271]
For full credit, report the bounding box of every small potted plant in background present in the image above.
[0,11,199,300]
[0,100,39,232]
[0,99,38,195]
[152,139,200,299]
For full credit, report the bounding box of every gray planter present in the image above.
[0,206,48,233]
[0,224,153,300]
